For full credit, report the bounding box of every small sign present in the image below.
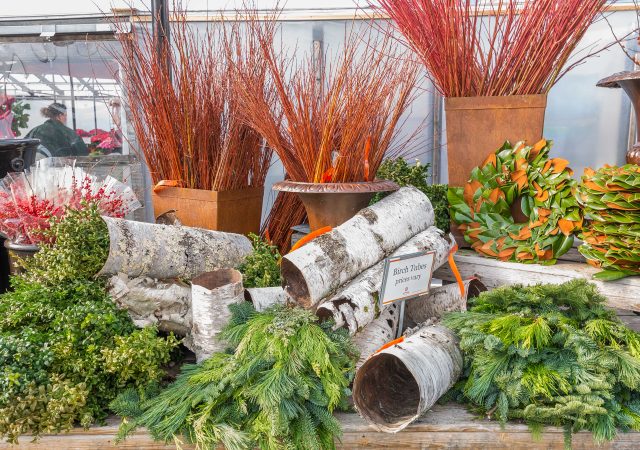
[379,251,436,306]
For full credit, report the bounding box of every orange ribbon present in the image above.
[289,226,333,253]
[448,243,465,298]
[375,336,404,354]
[153,180,181,193]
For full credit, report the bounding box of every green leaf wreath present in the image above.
[443,280,640,448]
[448,139,581,264]
[577,165,640,280]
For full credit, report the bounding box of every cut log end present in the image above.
[193,269,242,290]
[281,257,312,308]
[354,354,421,430]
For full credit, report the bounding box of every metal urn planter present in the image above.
[272,180,399,231]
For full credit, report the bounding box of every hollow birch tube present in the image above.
[98,217,253,279]
[281,187,434,308]
[353,324,462,433]
[244,287,291,312]
[191,269,244,362]
[107,274,192,335]
[316,227,455,335]
[352,304,400,369]
[404,279,487,330]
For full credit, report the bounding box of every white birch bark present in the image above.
[352,323,462,433]
[191,269,244,362]
[404,279,486,329]
[244,287,291,311]
[316,227,455,335]
[98,217,252,280]
[351,304,400,369]
[281,187,434,308]
[107,273,192,336]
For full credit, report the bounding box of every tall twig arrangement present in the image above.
[235,29,421,183]
[112,6,275,190]
[375,0,610,97]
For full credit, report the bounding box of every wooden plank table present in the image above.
[2,404,638,450]
[435,250,640,312]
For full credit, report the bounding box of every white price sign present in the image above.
[379,251,436,306]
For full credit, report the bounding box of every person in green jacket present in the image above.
[26,103,88,157]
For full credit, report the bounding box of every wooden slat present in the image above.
[435,250,640,312]
[3,405,638,450]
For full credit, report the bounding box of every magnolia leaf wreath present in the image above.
[448,140,582,264]
[577,165,640,281]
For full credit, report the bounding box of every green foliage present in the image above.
[0,205,178,443]
[11,101,30,137]
[22,204,109,285]
[443,280,640,448]
[0,277,178,443]
[373,158,450,231]
[238,233,282,288]
[112,303,359,450]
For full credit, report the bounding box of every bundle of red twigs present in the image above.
[234,29,421,183]
[112,7,275,190]
[376,0,609,97]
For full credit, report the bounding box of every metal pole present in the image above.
[152,0,171,80]
[431,91,443,184]
[66,47,77,130]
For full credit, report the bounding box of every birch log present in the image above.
[352,323,462,433]
[191,269,244,362]
[281,187,434,308]
[107,273,192,335]
[316,227,455,335]
[98,217,252,279]
[404,279,486,330]
[352,304,400,369]
[244,287,291,311]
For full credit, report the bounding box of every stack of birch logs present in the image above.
[99,186,479,431]
[278,186,483,432]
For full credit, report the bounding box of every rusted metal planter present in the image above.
[152,186,264,236]
[445,94,547,187]
[4,240,39,275]
[272,180,399,231]
[597,71,640,164]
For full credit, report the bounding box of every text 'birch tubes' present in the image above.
[108,274,192,336]
[404,279,486,330]
[353,324,462,433]
[191,269,244,362]
[281,187,434,309]
[98,217,252,280]
[244,287,291,312]
[316,227,455,335]
[352,304,399,369]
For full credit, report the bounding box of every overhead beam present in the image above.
[33,74,64,96]
[4,75,34,95]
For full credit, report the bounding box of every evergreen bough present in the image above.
[111,303,358,450]
[238,233,282,288]
[443,280,640,448]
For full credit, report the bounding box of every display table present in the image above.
[435,250,640,312]
[2,404,638,449]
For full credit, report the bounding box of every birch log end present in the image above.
[316,227,455,335]
[404,279,486,330]
[98,217,252,280]
[351,304,399,369]
[281,187,434,309]
[244,287,291,312]
[107,273,192,336]
[191,269,244,362]
[352,324,462,433]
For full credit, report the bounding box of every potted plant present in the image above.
[235,29,420,232]
[374,0,609,187]
[112,9,274,235]
[0,165,140,273]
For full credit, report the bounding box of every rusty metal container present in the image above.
[152,186,264,236]
[272,180,398,231]
[445,94,547,186]
[4,241,39,275]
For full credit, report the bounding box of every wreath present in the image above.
[448,139,582,264]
